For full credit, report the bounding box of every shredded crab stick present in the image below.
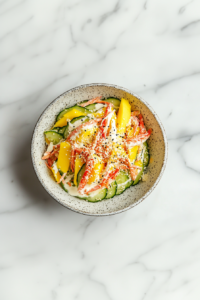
[79,97,102,107]
[77,110,115,194]
[79,96,114,108]
[84,168,120,194]
[120,157,142,181]
[45,161,52,170]
[78,155,95,194]
[138,114,146,134]
[70,146,76,172]
[67,119,102,142]
[42,145,60,160]
[99,107,114,138]
[126,129,152,147]
[94,108,114,155]
[70,145,89,173]
[126,115,140,138]
[47,155,58,168]
[95,112,114,154]
[131,111,140,117]
[57,172,67,184]
[131,115,139,131]
[84,163,129,194]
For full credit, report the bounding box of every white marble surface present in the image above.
[1,0,200,299]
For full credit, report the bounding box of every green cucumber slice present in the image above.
[52,127,60,132]
[71,116,90,125]
[115,170,129,195]
[44,131,63,145]
[60,182,68,192]
[131,143,145,186]
[77,164,86,186]
[77,164,107,202]
[63,124,70,139]
[126,178,133,188]
[78,100,88,104]
[104,98,121,110]
[143,141,149,167]
[85,104,96,111]
[106,180,117,199]
[56,105,89,121]
[85,103,106,112]
[132,163,144,186]
[63,116,90,139]
[87,188,107,202]
[58,126,68,134]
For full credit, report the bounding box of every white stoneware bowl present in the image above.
[31,83,167,216]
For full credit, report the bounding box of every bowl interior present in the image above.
[31,84,167,216]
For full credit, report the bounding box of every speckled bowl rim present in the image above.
[31,83,168,217]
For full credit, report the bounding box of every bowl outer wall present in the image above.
[31,83,168,216]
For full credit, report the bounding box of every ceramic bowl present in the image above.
[31,83,167,216]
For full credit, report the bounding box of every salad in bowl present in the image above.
[42,97,152,202]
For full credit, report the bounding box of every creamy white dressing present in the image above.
[52,162,59,173]
[84,183,98,192]
[67,117,88,135]
[107,118,117,144]
[64,174,73,182]
[70,123,95,141]
[71,118,86,129]
[70,131,81,141]
[67,122,74,131]
[64,185,81,197]
[118,179,130,188]
[127,115,132,126]
[137,144,144,160]
[105,110,114,124]
[65,184,103,198]
[46,142,54,153]
[94,103,105,110]
[142,173,148,181]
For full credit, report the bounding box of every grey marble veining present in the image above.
[1,0,200,299]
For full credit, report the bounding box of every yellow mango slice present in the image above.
[128,146,138,162]
[126,125,134,138]
[111,142,128,163]
[127,124,140,162]
[126,111,140,138]
[92,107,106,118]
[74,154,84,185]
[45,137,50,144]
[76,127,97,144]
[107,112,117,135]
[54,109,87,128]
[126,124,139,138]
[51,167,61,182]
[87,156,105,184]
[134,159,143,168]
[135,126,140,136]
[57,141,71,173]
[117,98,131,135]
